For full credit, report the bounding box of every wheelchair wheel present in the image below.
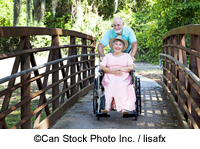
[134,76,139,115]
[135,114,138,121]
[135,77,141,114]
[93,78,98,114]
[137,77,141,114]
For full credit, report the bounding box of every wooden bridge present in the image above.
[0,25,200,129]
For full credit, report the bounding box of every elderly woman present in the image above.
[99,36,136,116]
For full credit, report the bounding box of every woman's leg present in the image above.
[102,97,113,113]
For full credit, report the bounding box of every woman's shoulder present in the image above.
[105,53,112,57]
[123,53,131,57]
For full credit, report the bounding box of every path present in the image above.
[51,75,181,129]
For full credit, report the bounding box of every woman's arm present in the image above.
[99,64,111,73]
[99,64,123,76]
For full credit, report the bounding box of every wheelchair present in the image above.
[93,67,141,121]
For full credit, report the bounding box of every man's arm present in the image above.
[130,41,138,62]
[97,43,105,61]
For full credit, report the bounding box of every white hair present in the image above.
[113,17,123,25]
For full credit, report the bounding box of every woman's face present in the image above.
[113,40,124,53]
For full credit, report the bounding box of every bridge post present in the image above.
[90,40,95,83]
[166,37,171,90]
[52,35,60,111]
[163,39,167,85]
[189,34,200,128]
[20,36,31,129]
[82,38,88,88]
[70,36,77,96]
[177,34,188,120]
[170,35,177,100]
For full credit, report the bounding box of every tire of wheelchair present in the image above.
[135,77,141,114]
[93,78,98,114]
[93,75,141,120]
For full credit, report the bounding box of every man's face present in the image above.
[113,19,123,34]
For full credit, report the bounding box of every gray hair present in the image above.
[112,39,125,47]
[113,17,123,25]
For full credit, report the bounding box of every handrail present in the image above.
[162,44,200,58]
[162,24,200,40]
[159,53,200,87]
[0,45,95,60]
[161,24,200,129]
[0,53,97,84]
[0,27,95,40]
[0,26,96,129]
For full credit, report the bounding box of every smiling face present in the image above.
[112,40,124,53]
[113,17,124,34]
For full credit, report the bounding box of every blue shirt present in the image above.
[100,27,137,53]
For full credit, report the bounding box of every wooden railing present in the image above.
[160,24,200,129]
[0,27,96,129]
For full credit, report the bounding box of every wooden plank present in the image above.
[30,54,50,128]
[0,27,95,40]
[161,82,189,129]
[163,39,167,85]
[70,36,77,96]
[20,36,31,129]
[0,45,95,60]
[166,37,171,90]
[189,34,200,128]
[162,67,200,117]
[82,38,88,88]
[177,34,188,117]
[171,35,177,99]
[162,75,199,129]
[162,44,200,59]
[34,83,93,129]
[162,24,200,40]
[52,35,60,111]
[10,76,94,129]
[90,40,95,83]
[163,59,200,94]
[58,49,69,104]
[33,49,54,128]
[0,37,27,129]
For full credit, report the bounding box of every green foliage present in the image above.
[134,0,200,63]
[0,0,200,64]
[44,0,72,28]
[0,0,13,26]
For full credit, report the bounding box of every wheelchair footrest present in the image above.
[95,112,110,117]
[122,111,138,118]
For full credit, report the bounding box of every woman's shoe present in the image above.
[121,109,128,117]
[102,97,113,114]
[102,109,109,113]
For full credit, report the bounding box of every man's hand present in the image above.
[100,56,104,62]
[98,43,105,62]
[131,56,135,62]
[130,41,138,63]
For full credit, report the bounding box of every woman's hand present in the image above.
[110,68,123,76]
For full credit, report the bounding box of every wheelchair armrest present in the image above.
[98,69,105,76]
[129,70,135,76]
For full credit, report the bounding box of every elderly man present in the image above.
[98,17,138,62]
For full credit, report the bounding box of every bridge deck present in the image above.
[51,75,181,129]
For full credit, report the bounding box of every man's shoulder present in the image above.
[106,28,115,34]
[123,26,134,32]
